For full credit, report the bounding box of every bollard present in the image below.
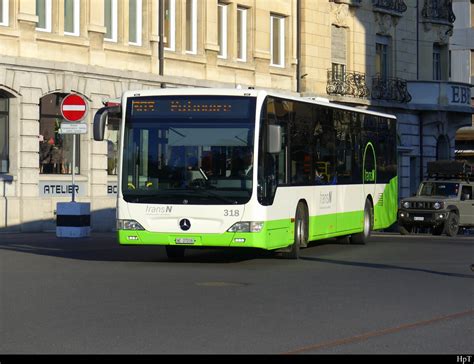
[56,202,91,238]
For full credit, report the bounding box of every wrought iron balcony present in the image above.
[371,75,412,103]
[421,0,456,24]
[372,0,407,14]
[330,0,362,7]
[327,70,370,98]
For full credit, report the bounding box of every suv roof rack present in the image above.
[427,160,472,182]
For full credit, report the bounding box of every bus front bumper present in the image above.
[117,227,292,250]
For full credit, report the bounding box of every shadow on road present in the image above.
[300,256,474,279]
[0,232,276,264]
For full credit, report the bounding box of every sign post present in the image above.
[60,93,87,202]
[57,93,90,238]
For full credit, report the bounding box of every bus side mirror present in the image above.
[93,107,108,141]
[267,125,282,154]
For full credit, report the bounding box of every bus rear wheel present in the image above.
[281,202,308,259]
[350,199,373,245]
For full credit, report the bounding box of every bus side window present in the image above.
[314,106,337,184]
[290,101,313,185]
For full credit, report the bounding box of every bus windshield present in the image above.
[122,95,256,205]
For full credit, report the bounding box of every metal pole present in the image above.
[72,134,76,202]
[158,0,166,88]
[296,0,301,93]
[3,180,6,228]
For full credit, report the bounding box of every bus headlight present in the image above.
[227,221,264,233]
[117,219,145,230]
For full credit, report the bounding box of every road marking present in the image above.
[282,309,474,354]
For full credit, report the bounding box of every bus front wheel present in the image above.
[350,199,373,245]
[281,202,308,259]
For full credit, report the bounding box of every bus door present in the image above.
[363,142,377,203]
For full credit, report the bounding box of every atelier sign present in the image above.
[39,181,87,197]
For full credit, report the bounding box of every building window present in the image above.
[436,134,450,160]
[218,3,228,59]
[331,62,346,81]
[0,95,8,173]
[376,35,390,80]
[162,0,175,50]
[39,93,80,175]
[186,0,197,53]
[0,0,9,27]
[129,0,142,45]
[331,25,347,76]
[64,0,80,36]
[271,14,285,67]
[104,0,117,42]
[36,0,52,32]
[433,43,442,80]
[237,7,247,62]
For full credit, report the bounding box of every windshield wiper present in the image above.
[189,188,239,204]
[126,194,184,203]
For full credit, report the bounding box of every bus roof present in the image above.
[122,88,397,120]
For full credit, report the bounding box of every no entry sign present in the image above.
[61,93,88,122]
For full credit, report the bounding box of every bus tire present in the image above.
[350,199,373,245]
[282,202,308,259]
[166,246,186,259]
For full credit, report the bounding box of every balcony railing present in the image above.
[326,70,370,98]
[421,0,456,24]
[371,76,412,103]
[330,0,362,7]
[373,0,407,14]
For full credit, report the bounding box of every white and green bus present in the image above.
[94,88,398,259]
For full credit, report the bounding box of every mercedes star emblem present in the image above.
[179,219,191,231]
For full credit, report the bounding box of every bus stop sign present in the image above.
[61,93,88,122]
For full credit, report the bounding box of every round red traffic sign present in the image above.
[61,93,88,122]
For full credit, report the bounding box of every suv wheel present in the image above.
[399,224,412,235]
[444,212,460,237]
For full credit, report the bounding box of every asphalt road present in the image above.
[0,231,473,354]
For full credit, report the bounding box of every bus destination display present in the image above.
[130,97,252,119]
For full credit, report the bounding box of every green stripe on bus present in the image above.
[374,176,398,230]
[118,177,398,251]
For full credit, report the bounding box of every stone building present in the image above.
[451,0,474,163]
[0,0,472,231]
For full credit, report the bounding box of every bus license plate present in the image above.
[414,216,424,221]
[175,238,196,245]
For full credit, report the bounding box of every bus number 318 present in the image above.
[224,209,240,217]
